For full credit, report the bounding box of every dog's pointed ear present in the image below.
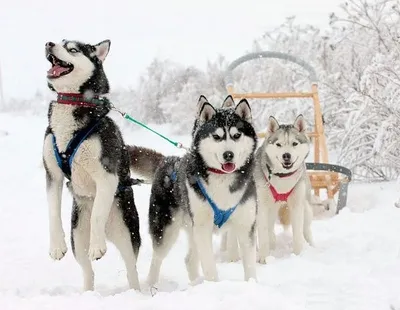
[196,95,208,114]
[221,95,235,108]
[267,116,280,133]
[94,40,111,62]
[235,99,252,123]
[198,102,216,123]
[293,114,306,132]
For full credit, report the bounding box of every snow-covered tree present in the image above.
[6,0,400,181]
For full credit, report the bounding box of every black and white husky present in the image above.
[42,39,141,291]
[254,115,314,263]
[132,97,258,285]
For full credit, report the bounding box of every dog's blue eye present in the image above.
[212,134,221,141]
[233,133,241,139]
[276,143,282,147]
[292,142,298,147]
[69,48,79,53]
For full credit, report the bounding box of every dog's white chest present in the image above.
[50,104,79,151]
[197,174,244,211]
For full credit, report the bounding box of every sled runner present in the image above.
[223,51,352,213]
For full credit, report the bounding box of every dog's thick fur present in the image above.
[130,96,258,285]
[254,115,314,263]
[42,39,141,291]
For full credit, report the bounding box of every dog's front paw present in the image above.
[49,239,68,260]
[88,242,107,261]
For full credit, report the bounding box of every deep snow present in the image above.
[1,112,400,310]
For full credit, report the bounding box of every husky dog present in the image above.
[254,115,314,263]
[42,39,141,291]
[135,97,258,285]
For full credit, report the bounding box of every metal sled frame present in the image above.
[224,52,352,212]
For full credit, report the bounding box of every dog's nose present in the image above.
[282,153,291,162]
[223,151,234,162]
[45,42,55,48]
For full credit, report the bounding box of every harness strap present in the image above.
[170,170,177,182]
[52,117,103,181]
[267,181,295,202]
[195,178,237,228]
[264,165,302,202]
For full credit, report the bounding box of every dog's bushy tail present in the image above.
[279,205,291,229]
[127,145,164,182]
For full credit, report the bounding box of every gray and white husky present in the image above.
[131,96,258,285]
[42,39,141,291]
[254,115,314,263]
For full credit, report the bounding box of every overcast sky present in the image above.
[0,0,343,100]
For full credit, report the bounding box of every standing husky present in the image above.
[42,39,141,291]
[141,97,258,285]
[255,115,314,263]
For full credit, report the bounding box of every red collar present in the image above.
[56,93,99,108]
[264,174,295,202]
[273,170,298,178]
[207,167,231,174]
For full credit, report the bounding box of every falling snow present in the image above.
[1,113,400,310]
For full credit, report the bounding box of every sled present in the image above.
[223,51,352,213]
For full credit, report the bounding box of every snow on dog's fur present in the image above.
[42,39,141,291]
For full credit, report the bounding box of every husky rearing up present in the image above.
[42,39,141,291]
[142,97,258,285]
[255,115,314,263]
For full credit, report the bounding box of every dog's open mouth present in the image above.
[46,53,74,79]
[282,162,294,169]
[221,163,236,173]
[280,156,298,170]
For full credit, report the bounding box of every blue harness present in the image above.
[171,171,238,228]
[52,118,102,181]
[51,116,142,192]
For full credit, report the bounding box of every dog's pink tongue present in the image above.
[47,65,69,77]
[222,163,236,173]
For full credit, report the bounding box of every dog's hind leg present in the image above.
[107,196,141,291]
[71,199,94,291]
[268,204,279,250]
[147,217,181,286]
[226,229,240,262]
[219,232,227,252]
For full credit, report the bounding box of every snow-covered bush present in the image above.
[339,52,400,180]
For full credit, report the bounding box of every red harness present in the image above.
[56,93,99,108]
[264,170,298,202]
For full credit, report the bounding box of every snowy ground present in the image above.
[1,111,400,310]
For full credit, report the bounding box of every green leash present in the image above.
[111,106,190,152]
